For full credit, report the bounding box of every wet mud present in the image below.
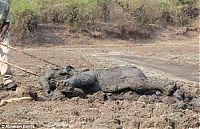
[40,65,199,111]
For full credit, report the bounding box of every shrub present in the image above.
[10,0,40,44]
[9,0,200,44]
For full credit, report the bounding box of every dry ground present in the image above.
[0,28,199,129]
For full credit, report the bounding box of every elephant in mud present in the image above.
[40,65,177,100]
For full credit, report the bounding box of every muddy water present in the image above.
[107,55,199,83]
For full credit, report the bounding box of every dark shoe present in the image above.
[0,82,17,90]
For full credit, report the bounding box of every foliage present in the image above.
[8,0,200,43]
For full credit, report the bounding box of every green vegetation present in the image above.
[9,0,200,26]
[9,0,199,43]
[11,0,39,25]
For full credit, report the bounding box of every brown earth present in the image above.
[0,26,199,129]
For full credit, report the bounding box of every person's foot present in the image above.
[0,82,17,90]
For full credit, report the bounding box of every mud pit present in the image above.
[1,34,199,129]
[40,65,199,111]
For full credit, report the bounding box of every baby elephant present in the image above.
[40,65,177,100]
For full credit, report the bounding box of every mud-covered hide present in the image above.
[40,66,99,99]
[40,65,175,100]
[96,66,171,94]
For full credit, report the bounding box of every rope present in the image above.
[0,60,39,76]
[1,44,60,67]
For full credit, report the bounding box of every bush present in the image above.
[159,0,200,26]
[9,0,200,44]
[10,0,40,44]
[40,0,98,28]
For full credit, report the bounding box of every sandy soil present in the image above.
[0,28,199,129]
